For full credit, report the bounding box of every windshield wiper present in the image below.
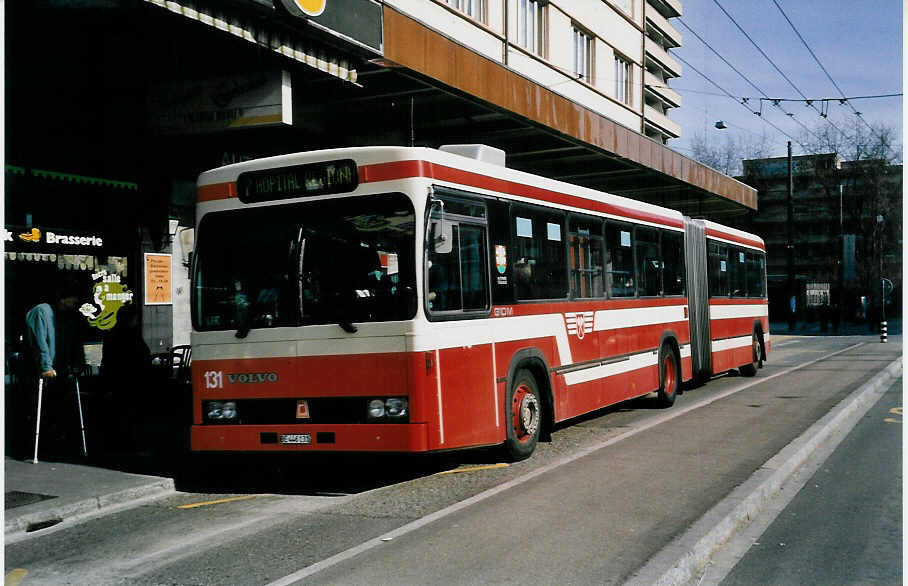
[338,321,358,333]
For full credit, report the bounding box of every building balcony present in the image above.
[645,37,682,78]
[644,70,681,108]
[645,6,682,48]
[644,104,681,138]
[647,0,682,18]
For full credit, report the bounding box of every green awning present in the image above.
[5,165,138,190]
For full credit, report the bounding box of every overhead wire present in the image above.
[710,0,843,135]
[676,17,822,142]
[768,0,875,134]
[673,52,806,149]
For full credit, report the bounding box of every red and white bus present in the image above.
[190,145,769,460]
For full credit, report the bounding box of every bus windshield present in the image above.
[193,193,417,333]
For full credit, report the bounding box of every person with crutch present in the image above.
[24,285,86,463]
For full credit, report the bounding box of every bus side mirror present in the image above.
[431,219,454,254]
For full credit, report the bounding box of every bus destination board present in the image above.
[237,159,358,203]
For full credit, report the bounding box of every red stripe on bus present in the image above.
[705,228,765,250]
[198,182,237,202]
[359,160,684,229]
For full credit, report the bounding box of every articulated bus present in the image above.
[191,145,769,460]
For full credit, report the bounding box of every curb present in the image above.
[628,356,903,586]
[5,478,176,539]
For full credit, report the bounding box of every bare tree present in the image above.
[797,118,902,321]
[688,129,775,176]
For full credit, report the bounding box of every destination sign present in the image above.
[237,159,358,203]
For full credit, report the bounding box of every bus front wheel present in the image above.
[504,369,542,461]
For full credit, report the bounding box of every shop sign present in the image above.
[279,0,382,53]
[149,70,292,135]
[80,270,135,331]
[280,0,326,17]
[3,226,104,250]
[145,253,173,305]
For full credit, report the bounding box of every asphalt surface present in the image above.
[4,332,902,585]
[720,378,902,586]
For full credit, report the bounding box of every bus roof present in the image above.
[197,146,760,235]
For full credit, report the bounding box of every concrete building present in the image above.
[738,153,902,327]
[4,0,756,381]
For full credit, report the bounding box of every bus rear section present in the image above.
[685,218,770,380]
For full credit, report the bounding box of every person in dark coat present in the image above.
[101,303,151,451]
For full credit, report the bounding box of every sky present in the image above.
[666,0,903,161]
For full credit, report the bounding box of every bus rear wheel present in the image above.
[739,332,761,377]
[504,369,542,461]
[657,344,680,407]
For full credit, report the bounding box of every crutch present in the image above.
[32,378,44,464]
[73,373,88,457]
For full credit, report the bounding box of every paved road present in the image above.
[4,335,901,585]
[720,378,902,586]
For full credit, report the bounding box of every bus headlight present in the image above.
[206,401,238,422]
[366,397,408,421]
[367,399,386,419]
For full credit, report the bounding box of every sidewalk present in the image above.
[5,457,174,539]
[770,317,901,337]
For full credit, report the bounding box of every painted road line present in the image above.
[264,342,866,586]
[5,569,28,586]
[177,495,260,510]
[436,464,509,475]
[884,406,902,424]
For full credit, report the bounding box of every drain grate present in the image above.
[5,491,57,510]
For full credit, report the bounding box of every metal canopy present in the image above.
[291,63,753,219]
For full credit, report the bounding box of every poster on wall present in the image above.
[145,253,172,305]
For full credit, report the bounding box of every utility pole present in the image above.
[787,141,795,331]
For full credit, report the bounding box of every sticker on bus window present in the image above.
[516,217,532,238]
[620,231,631,247]
[720,260,727,272]
[547,223,562,242]
[495,245,507,274]
[739,252,745,263]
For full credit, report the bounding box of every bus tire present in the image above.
[739,332,761,377]
[504,369,542,461]
[657,344,680,407]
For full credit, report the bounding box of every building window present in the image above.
[614,54,632,105]
[445,0,484,22]
[613,0,633,16]
[573,26,593,83]
[517,0,545,57]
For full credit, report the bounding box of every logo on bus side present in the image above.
[227,372,279,384]
[565,312,594,340]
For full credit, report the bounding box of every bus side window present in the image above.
[730,248,747,297]
[708,242,729,297]
[569,215,604,298]
[606,222,635,297]
[746,252,765,298]
[513,207,568,300]
[635,227,661,297]
[662,230,685,296]
[426,193,490,315]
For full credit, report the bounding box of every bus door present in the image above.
[425,191,499,449]
[683,217,711,380]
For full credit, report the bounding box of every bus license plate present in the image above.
[279,433,311,445]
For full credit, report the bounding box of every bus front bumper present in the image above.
[191,423,429,452]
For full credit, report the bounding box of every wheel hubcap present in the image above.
[663,355,676,396]
[512,385,539,442]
